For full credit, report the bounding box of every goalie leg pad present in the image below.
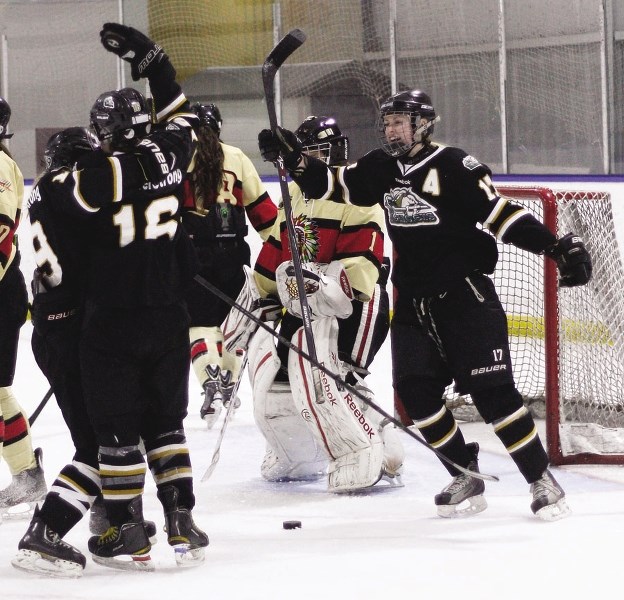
[248,327,327,481]
[287,318,384,492]
[350,374,405,478]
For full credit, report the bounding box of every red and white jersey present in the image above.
[0,148,24,281]
[254,181,385,301]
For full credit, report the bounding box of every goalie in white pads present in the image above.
[223,116,404,492]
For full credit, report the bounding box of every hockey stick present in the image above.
[261,29,326,405]
[195,274,499,482]
[28,387,54,426]
[201,353,249,482]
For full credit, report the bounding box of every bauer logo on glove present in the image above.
[545,232,592,287]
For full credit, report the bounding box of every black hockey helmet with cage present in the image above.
[378,89,437,157]
[295,115,349,166]
[0,96,13,140]
[191,102,222,136]
[44,127,100,171]
[89,87,152,150]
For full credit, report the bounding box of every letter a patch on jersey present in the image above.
[384,187,439,227]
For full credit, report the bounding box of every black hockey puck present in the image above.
[283,520,302,530]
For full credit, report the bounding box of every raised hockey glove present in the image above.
[258,127,303,171]
[100,22,169,81]
[545,232,592,287]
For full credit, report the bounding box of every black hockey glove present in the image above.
[100,22,169,81]
[545,232,592,287]
[258,127,303,171]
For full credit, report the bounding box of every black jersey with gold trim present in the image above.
[296,144,557,298]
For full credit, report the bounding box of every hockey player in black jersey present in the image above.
[13,126,123,577]
[37,23,207,571]
[258,89,592,521]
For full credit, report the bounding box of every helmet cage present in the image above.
[377,91,437,157]
[295,116,349,166]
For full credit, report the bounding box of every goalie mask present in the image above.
[0,96,13,140]
[44,127,100,171]
[191,102,222,136]
[295,115,349,166]
[377,89,437,158]
[90,87,152,151]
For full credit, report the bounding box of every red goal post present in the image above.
[394,185,624,465]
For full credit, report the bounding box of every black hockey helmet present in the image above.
[191,102,222,136]
[295,115,349,166]
[44,127,100,171]
[377,89,437,157]
[89,87,151,150]
[0,96,13,140]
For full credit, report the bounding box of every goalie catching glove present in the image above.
[221,266,282,353]
[276,261,354,320]
[545,232,592,287]
[100,22,170,81]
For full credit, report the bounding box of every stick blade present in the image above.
[263,28,306,73]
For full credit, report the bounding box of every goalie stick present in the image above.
[201,354,248,482]
[261,29,325,405]
[195,273,499,482]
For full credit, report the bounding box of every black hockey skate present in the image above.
[530,469,570,521]
[89,494,158,543]
[434,442,487,518]
[12,508,86,578]
[160,486,209,567]
[88,497,153,571]
[200,365,223,429]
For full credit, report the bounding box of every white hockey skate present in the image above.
[0,447,47,520]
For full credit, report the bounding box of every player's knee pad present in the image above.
[0,386,22,418]
[470,384,524,423]
[248,326,327,481]
[288,317,385,492]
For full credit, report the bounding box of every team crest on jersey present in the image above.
[462,155,481,170]
[384,187,439,227]
[293,215,319,261]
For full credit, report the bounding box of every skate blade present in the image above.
[12,549,84,579]
[202,407,222,430]
[173,544,206,567]
[2,500,41,520]
[437,494,488,518]
[535,498,571,522]
[92,552,155,572]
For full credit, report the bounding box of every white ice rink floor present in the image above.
[2,322,624,600]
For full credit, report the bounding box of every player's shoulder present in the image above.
[434,143,491,173]
[347,147,392,170]
[220,141,249,160]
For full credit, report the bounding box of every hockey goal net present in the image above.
[395,185,624,465]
